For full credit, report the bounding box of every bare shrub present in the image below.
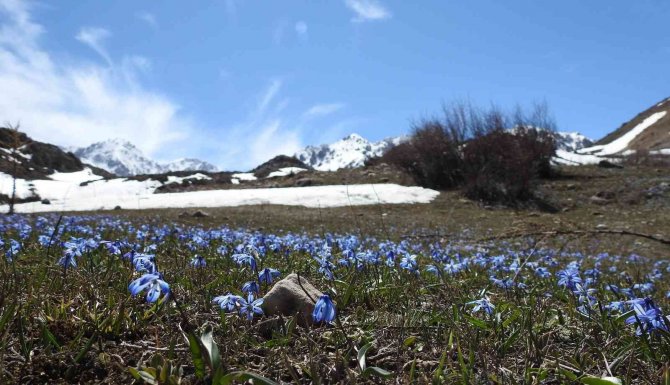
[462,127,556,204]
[382,101,558,206]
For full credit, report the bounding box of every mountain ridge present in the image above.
[74,139,218,176]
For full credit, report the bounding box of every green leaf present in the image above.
[357,342,373,372]
[580,376,623,385]
[128,367,142,380]
[219,371,279,385]
[464,314,490,330]
[41,323,60,349]
[363,366,392,379]
[185,331,206,379]
[403,336,417,347]
[200,325,221,371]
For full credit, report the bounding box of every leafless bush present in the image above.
[382,101,558,206]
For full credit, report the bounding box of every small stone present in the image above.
[589,195,609,205]
[596,223,608,230]
[192,210,210,218]
[113,205,122,210]
[295,178,314,187]
[261,273,324,326]
[41,199,51,205]
[598,160,623,169]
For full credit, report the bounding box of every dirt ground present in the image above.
[85,164,670,259]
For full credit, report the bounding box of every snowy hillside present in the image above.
[74,139,218,176]
[295,134,406,171]
[553,131,594,152]
[294,131,594,171]
[580,111,668,156]
[0,168,438,213]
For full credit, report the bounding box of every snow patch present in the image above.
[580,111,667,156]
[266,167,307,178]
[232,173,257,181]
[165,173,212,185]
[552,150,607,165]
[1,183,439,213]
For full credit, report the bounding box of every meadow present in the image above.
[1,201,669,384]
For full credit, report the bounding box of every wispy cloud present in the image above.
[225,0,241,21]
[272,20,288,46]
[0,1,193,159]
[303,103,345,119]
[295,21,308,39]
[257,79,282,115]
[75,26,112,64]
[214,79,303,169]
[344,0,391,22]
[136,11,157,28]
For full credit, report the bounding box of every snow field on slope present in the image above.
[579,111,667,156]
[0,168,439,213]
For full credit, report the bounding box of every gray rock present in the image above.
[295,178,314,187]
[261,273,323,325]
[598,160,623,169]
[41,199,51,205]
[192,210,210,218]
[596,223,608,230]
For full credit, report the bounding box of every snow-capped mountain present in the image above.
[295,133,406,171]
[74,139,218,176]
[552,131,594,152]
[164,158,218,173]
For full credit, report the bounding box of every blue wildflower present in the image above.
[467,297,495,315]
[213,293,243,311]
[238,293,264,320]
[232,253,257,270]
[190,254,207,268]
[129,273,170,303]
[258,268,280,284]
[313,294,336,323]
[242,280,259,294]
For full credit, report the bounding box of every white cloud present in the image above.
[303,103,345,119]
[295,21,308,38]
[257,79,282,115]
[0,1,193,159]
[213,79,303,169]
[344,0,391,22]
[75,26,112,64]
[136,11,157,28]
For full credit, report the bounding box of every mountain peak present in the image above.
[74,139,218,176]
[295,133,403,171]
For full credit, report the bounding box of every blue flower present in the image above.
[238,293,264,320]
[312,294,336,323]
[258,267,280,284]
[129,273,170,303]
[399,254,417,272]
[467,297,495,315]
[242,280,259,294]
[232,253,257,270]
[213,293,242,311]
[58,250,78,269]
[557,269,582,291]
[190,254,207,268]
[5,239,21,261]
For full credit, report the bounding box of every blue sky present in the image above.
[0,0,669,170]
